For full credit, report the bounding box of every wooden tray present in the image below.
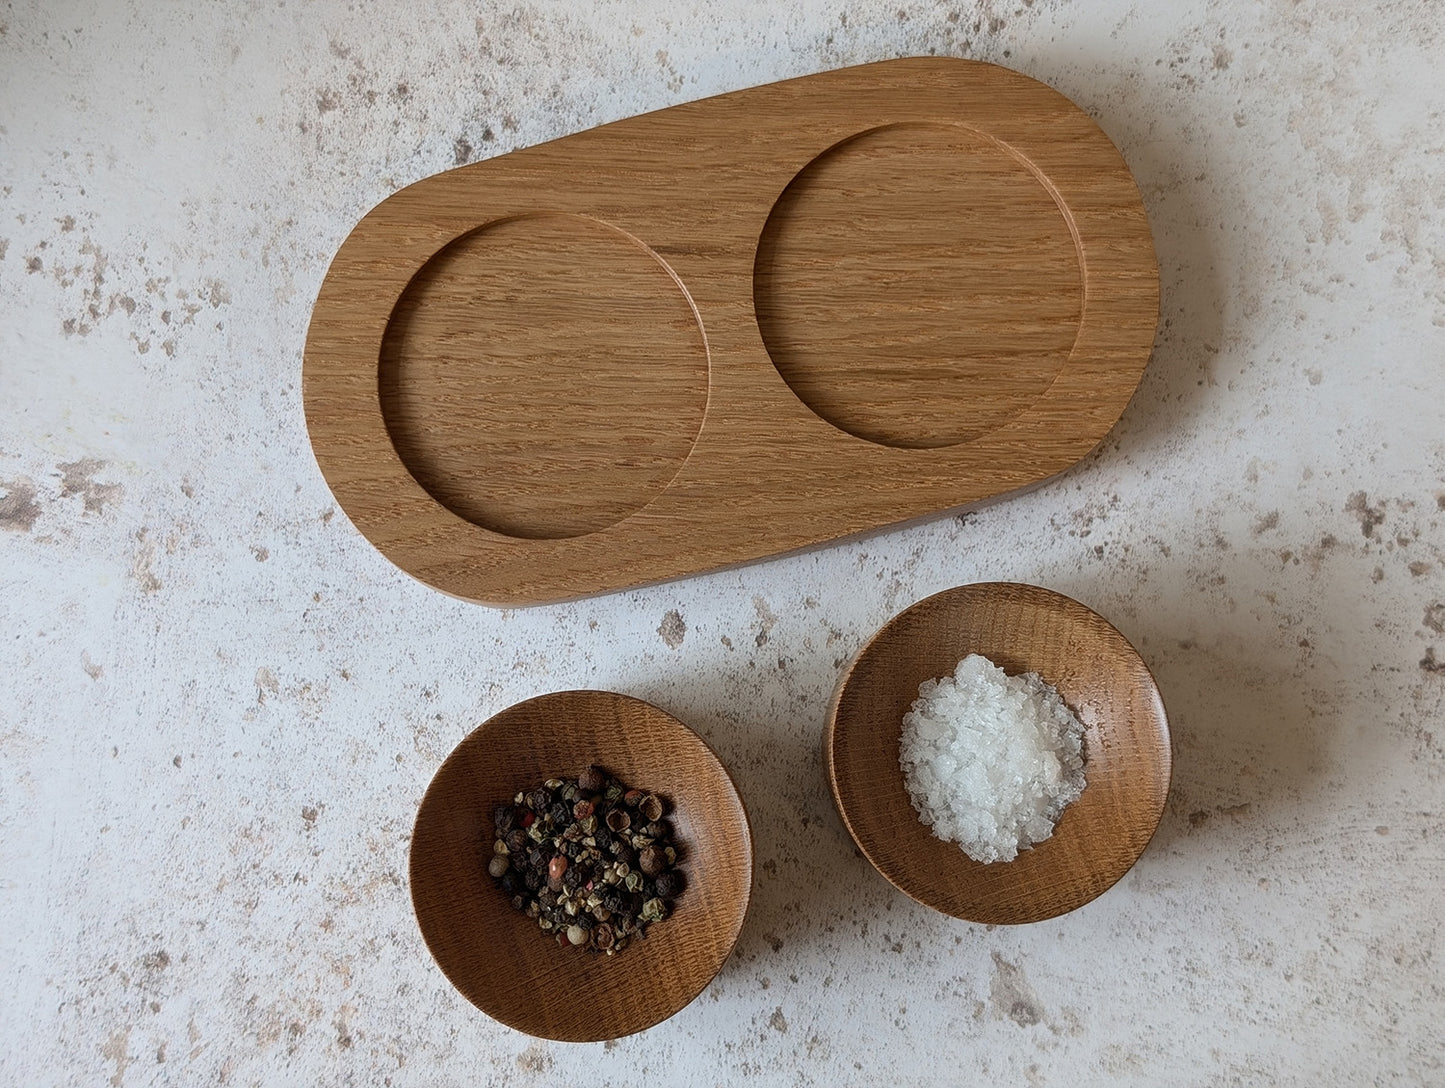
[304,57,1157,605]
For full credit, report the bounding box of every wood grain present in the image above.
[379,213,708,539]
[825,583,1171,924]
[305,57,1158,604]
[754,122,1082,449]
[409,691,753,1041]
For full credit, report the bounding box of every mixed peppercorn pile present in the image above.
[488,765,685,955]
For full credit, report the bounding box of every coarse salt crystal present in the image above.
[899,654,1086,863]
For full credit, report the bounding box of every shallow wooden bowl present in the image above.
[826,583,1171,924]
[410,691,752,1040]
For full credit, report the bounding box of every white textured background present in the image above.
[3,1,1443,1084]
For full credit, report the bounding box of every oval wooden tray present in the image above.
[304,57,1157,605]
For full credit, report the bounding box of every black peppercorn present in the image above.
[654,870,684,899]
[549,801,570,825]
[493,803,516,832]
[504,828,528,853]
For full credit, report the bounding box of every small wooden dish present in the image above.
[305,57,1158,605]
[409,691,752,1040]
[825,583,1170,924]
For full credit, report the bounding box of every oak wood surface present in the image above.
[825,583,1171,924]
[409,690,753,1040]
[305,58,1158,604]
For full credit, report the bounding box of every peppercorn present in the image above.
[489,769,685,956]
[577,765,607,793]
[638,844,666,877]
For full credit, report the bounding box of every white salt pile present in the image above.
[900,654,1086,864]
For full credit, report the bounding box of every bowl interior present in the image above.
[826,582,1171,924]
[410,690,752,1041]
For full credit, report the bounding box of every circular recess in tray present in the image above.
[753,123,1084,450]
[380,212,709,540]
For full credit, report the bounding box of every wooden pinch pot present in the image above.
[409,690,753,1040]
[826,583,1171,924]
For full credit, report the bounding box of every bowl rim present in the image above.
[824,580,1172,923]
[408,688,755,1040]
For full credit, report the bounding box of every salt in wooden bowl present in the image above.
[825,582,1171,924]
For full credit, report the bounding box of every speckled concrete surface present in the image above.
[3,1,1443,1084]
